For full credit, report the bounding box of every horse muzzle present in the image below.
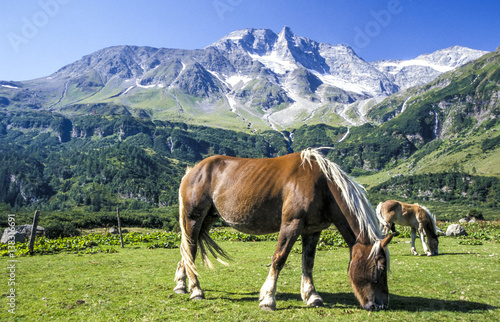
[362,301,388,311]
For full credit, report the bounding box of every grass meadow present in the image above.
[1,227,499,321]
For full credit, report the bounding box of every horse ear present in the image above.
[381,233,396,248]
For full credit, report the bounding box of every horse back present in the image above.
[379,200,402,221]
[380,200,412,226]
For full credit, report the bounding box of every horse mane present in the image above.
[300,148,383,253]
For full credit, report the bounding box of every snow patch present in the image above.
[121,86,134,96]
[226,75,252,87]
[380,59,454,74]
[311,71,375,96]
[227,96,237,113]
[1,84,19,89]
[136,79,156,89]
[249,53,298,75]
[205,69,229,89]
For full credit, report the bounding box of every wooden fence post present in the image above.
[117,207,124,248]
[29,210,40,255]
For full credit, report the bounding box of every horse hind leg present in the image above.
[173,260,188,294]
[301,231,324,307]
[174,198,212,300]
[410,227,419,256]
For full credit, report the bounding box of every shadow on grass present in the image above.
[317,292,495,312]
[208,290,496,312]
[397,252,478,257]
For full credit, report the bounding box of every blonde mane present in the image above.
[300,148,383,251]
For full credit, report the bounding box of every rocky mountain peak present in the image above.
[208,28,278,55]
[0,27,490,131]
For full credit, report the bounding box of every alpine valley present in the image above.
[1,27,500,222]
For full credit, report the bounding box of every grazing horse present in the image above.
[173,148,394,311]
[376,200,438,256]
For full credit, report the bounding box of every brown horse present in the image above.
[173,148,394,311]
[376,200,438,256]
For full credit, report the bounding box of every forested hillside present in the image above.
[0,111,292,212]
[2,108,500,223]
[369,172,500,208]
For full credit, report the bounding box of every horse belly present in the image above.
[214,199,283,235]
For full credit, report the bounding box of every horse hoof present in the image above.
[309,299,324,308]
[306,294,324,307]
[190,290,205,300]
[174,288,187,294]
[259,297,276,311]
[260,304,276,311]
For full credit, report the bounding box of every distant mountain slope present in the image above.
[367,48,500,144]
[0,27,488,131]
[352,48,500,189]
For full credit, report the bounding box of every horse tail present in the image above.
[300,148,382,246]
[178,167,229,277]
[178,183,197,277]
[375,202,390,233]
[198,227,230,269]
[178,167,198,277]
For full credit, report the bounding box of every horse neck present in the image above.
[329,198,373,247]
[343,214,374,246]
[328,182,375,246]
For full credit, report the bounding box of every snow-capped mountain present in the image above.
[210,26,398,97]
[372,46,488,90]
[0,27,489,130]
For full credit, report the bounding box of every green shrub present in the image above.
[44,221,80,238]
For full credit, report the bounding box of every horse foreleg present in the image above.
[410,227,418,256]
[390,223,400,236]
[173,260,188,294]
[259,220,302,311]
[418,223,431,256]
[301,231,324,307]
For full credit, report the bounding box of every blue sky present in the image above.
[1,0,499,81]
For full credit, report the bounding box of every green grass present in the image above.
[1,229,498,321]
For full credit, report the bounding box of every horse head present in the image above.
[428,234,439,256]
[348,234,394,311]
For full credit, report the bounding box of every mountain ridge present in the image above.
[0,27,489,131]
